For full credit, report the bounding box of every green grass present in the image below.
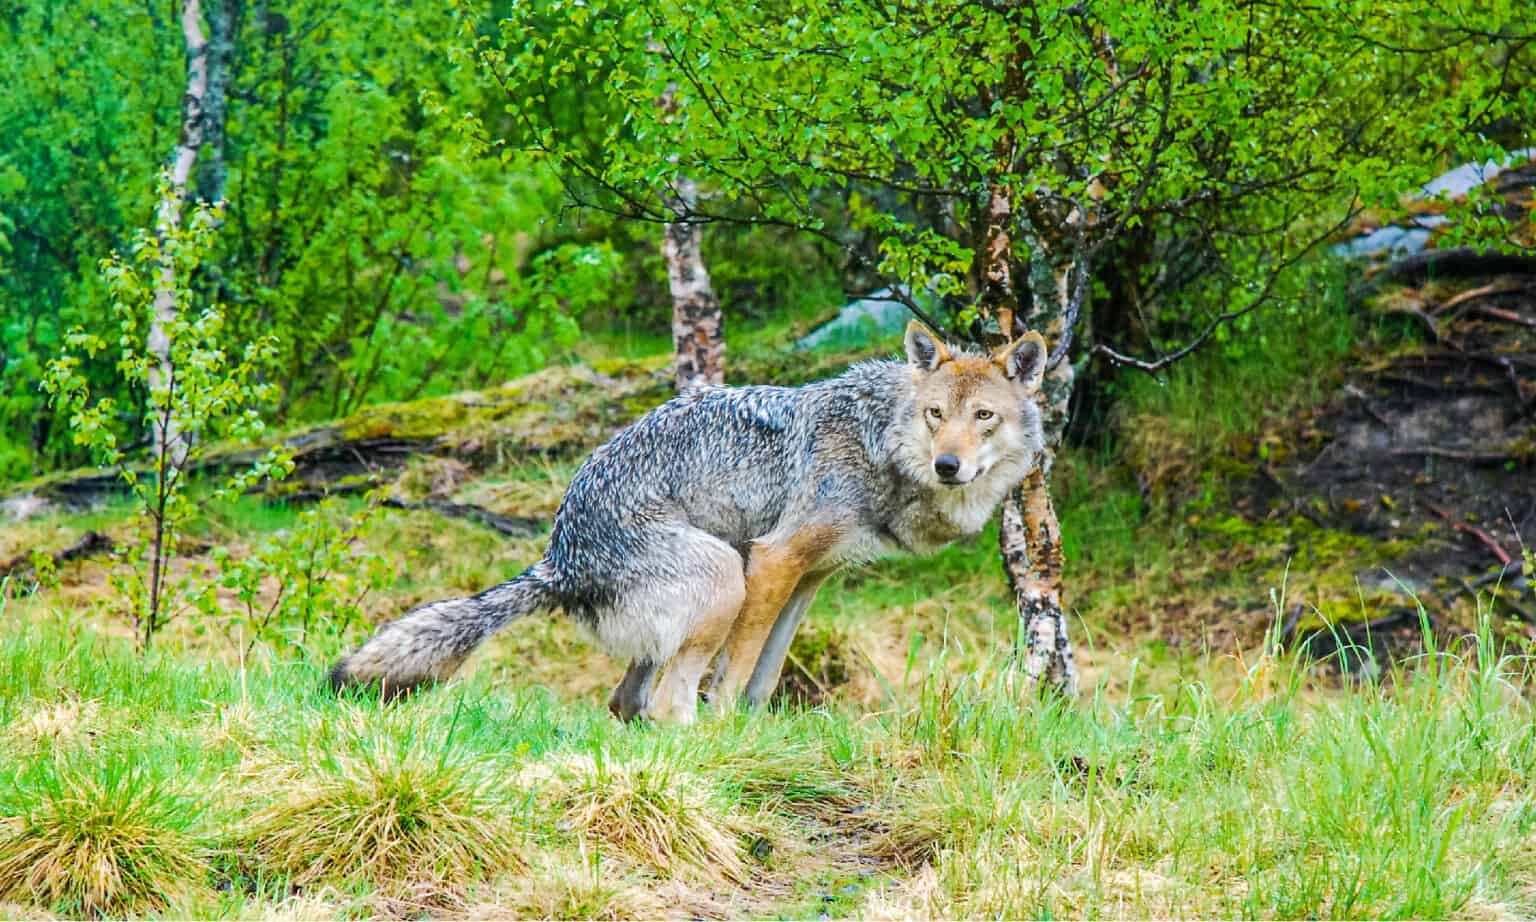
[1110,259,1384,500]
[4,596,1536,918]
[0,754,205,917]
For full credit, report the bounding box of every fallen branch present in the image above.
[381,498,544,539]
[1466,304,1536,328]
[1372,247,1536,285]
[0,531,114,583]
[1343,383,1393,428]
[273,477,382,505]
[1391,445,1523,465]
[1432,280,1531,315]
[1426,502,1515,566]
[1375,371,1505,396]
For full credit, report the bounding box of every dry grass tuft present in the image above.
[8,695,100,749]
[863,833,1048,919]
[862,863,941,920]
[237,743,525,892]
[0,765,204,917]
[553,756,749,884]
[471,854,672,920]
[862,805,949,870]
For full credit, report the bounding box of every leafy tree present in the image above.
[476,0,1535,690]
[0,0,621,478]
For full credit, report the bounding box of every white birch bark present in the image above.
[662,176,724,390]
[147,0,209,467]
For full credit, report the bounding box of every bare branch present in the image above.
[1094,198,1363,373]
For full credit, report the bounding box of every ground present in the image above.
[1,266,1534,919]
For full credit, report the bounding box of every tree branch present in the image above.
[1094,198,1363,373]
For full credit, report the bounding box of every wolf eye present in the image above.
[975,409,994,421]
[925,406,942,421]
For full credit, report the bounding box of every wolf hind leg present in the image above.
[595,528,745,724]
[648,558,746,724]
[608,660,658,723]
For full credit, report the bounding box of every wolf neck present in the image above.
[887,462,1017,554]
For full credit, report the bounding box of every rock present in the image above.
[2,494,51,522]
[795,286,928,352]
[1331,148,1536,262]
[1334,224,1432,260]
[1416,147,1536,199]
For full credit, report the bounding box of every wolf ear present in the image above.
[994,331,1047,390]
[904,321,951,372]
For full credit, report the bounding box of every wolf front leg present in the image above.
[714,525,839,709]
[743,573,828,708]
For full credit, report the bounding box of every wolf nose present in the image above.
[933,454,960,479]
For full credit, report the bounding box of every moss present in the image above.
[338,395,471,442]
[319,363,671,458]
[1193,513,1421,564]
[779,622,855,706]
[590,353,670,378]
[259,472,381,500]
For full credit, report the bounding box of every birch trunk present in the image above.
[662,177,724,390]
[983,184,1080,696]
[652,68,724,392]
[148,0,209,468]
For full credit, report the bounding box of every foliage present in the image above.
[41,200,293,650]
[200,497,396,659]
[481,0,1535,354]
[0,1,624,478]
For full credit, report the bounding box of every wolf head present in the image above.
[902,320,1048,488]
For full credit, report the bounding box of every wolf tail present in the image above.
[329,561,557,699]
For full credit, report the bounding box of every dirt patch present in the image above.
[1294,277,1533,573]
[1246,273,1536,669]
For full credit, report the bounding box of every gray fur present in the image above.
[330,348,1046,708]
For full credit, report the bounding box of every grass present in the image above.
[1111,259,1375,499]
[3,593,1536,918]
[236,732,528,892]
[0,756,204,917]
[551,755,752,883]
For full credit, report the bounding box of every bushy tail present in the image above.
[329,562,555,699]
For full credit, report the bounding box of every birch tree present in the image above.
[657,79,725,389]
[147,0,211,468]
[663,182,725,389]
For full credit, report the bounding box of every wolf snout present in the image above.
[934,454,962,481]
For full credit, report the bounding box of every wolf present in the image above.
[330,321,1048,722]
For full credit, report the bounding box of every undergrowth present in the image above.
[4,260,1528,917]
[1111,259,1375,503]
